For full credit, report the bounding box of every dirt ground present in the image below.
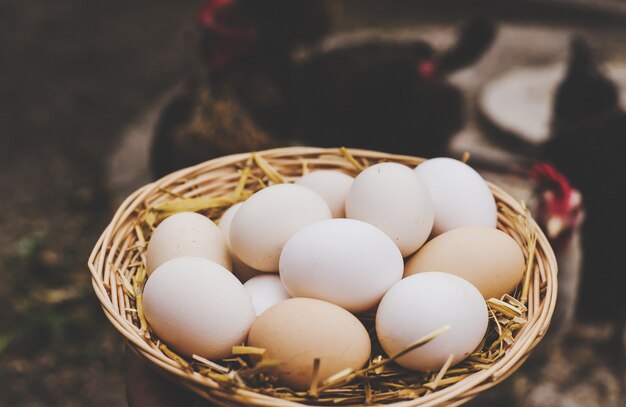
[0,1,196,405]
[1,1,624,406]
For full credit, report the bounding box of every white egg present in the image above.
[243,275,291,315]
[345,162,434,257]
[230,184,332,272]
[218,202,243,241]
[376,272,488,372]
[279,218,404,313]
[218,203,262,283]
[294,170,354,218]
[415,158,497,236]
[146,211,231,276]
[143,257,255,359]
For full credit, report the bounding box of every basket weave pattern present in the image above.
[88,147,557,406]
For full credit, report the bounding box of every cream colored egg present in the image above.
[218,203,262,282]
[405,227,525,299]
[243,275,291,315]
[248,298,371,390]
[376,272,488,372]
[294,170,354,218]
[345,162,434,256]
[146,211,231,276]
[143,257,255,359]
[415,158,497,235]
[279,218,403,313]
[230,184,332,272]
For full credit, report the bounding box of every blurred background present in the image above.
[0,0,625,406]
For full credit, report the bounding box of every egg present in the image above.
[230,184,332,272]
[376,272,488,372]
[143,257,255,359]
[294,170,354,218]
[345,162,434,256]
[248,298,371,390]
[146,211,231,276]
[217,202,242,239]
[218,203,262,282]
[243,275,291,315]
[405,227,525,299]
[415,157,497,235]
[280,218,404,313]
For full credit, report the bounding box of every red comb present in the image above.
[531,163,573,213]
[198,0,233,27]
[418,60,436,79]
[196,0,258,70]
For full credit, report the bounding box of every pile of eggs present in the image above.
[142,158,526,390]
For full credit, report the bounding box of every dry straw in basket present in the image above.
[88,147,558,406]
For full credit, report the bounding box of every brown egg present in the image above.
[404,227,525,299]
[247,298,371,390]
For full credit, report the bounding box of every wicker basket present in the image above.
[89,147,557,407]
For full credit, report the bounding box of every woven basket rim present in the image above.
[88,146,558,407]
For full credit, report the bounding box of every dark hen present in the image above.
[290,20,496,157]
[545,38,626,330]
[151,0,331,178]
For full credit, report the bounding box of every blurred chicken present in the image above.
[151,0,332,177]
[531,163,584,344]
[151,1,496,177]
[291,20,496,156]
[544,38,625,355]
